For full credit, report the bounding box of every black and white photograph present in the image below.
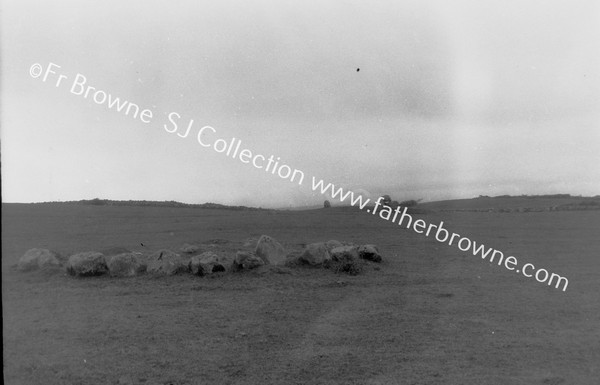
[2,0,599,384]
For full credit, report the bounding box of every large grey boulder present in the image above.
[147,249,189,275]
[66,252,108,276]
[234,251,265,270]
[300,242,332,266]
[107,253,147,277]
[330,245,360,262]
[18,248,62,271]
[255,235,286,265]
[189,252,227,276]
[358,244,382,263]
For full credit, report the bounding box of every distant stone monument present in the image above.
[324,200,331,208]
[381,195,392,206]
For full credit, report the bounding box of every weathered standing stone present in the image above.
[66,252,108,276]
[300,242,332,266]
[107,253,147,277]
[189,252,227,276]
[18,248,62,271]
[234,251,265,270]
[146,249,189,275]
[358,244,382,263]
[255,235,286,265]
[330,245,360,262]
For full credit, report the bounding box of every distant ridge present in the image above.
[419,194,600,212]
[3,194,599,212]
[25,198,267,211]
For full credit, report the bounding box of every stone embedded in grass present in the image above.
[146,249,189,275]
[189,252,227,276]
[180,243,200,254]
[234,251,265,270]
[358,244,383,263]
[255,235,286,265]
[300,242,332,266]
[18,248,62,272]
[329,245,360,262]
[107,253,147,277]
[66,251,108,277]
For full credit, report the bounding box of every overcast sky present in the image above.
[2,0,599,207]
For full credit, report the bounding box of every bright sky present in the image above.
[2,0,599,208]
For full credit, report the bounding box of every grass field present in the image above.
[2,202,599,385]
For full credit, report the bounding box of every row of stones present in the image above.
[16,235,383,277]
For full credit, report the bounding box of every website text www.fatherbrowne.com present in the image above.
[30,61,568,292]
[310,182,569,292]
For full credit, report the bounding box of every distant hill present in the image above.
[25,199,267,211]
[419,194,600,212]
[6,194,600,213]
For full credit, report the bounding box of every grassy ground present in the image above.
[2,203,599,384]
